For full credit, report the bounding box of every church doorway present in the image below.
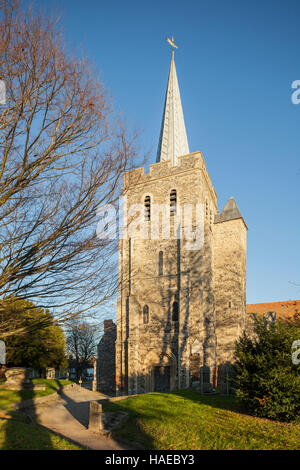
[154,366,170,392]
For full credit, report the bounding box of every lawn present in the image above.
[0,419,83,450]
[103,389,300,450]
[0,378,74,412]
[0,378,83,450]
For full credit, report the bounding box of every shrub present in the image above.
[232,314,300,422]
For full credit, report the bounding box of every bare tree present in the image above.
[66,318,99,379]
[0,1,139,336]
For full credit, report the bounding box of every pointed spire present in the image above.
[214,197,247,226]
[156,39,189,166]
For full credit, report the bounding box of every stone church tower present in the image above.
[113,43,247,396]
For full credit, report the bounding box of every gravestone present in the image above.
[4,367,31,390]
[199,366,213,393]
[219,363,235,395]
[88,400,104,432]
[3,367,46,391]
[46,367,56,379]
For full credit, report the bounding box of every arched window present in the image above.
[170,189,177,216]
[144,196,151,221]
[172,301,179,322]
[210,209,213,227]
[158,251,163,276]
[143,305,149,324]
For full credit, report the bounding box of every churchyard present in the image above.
[0,377,83,450]
[102,389,300,450]
[0,375,299,450]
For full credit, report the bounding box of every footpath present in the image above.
[22,385,132,450]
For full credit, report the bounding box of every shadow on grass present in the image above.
[101,389,251,449]
[170,388,245,413]
[101,389,300,450]
[1,378,54,450]
[0,378,79,449]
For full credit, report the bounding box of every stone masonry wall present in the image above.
[116,152,220,394]
[213,217,247,366]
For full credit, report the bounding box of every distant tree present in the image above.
[233,314,300,422]
[66,318,99,379]
[1,297,68,370]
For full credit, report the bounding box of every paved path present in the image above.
[24,386,131,450]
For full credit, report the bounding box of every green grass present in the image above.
[103,389,300,450]
[0,378,73,412]
[0,419,82,450]
[0,378,83,450]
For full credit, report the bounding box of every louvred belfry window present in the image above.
[144,196,151,221]
[170,189,177,216]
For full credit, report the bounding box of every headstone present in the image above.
[220,363,235,395]
[46,367,56,379]
[4,367,31,390]
[199,366,213,393]
[2,367,46,391]
[88,401,104,432]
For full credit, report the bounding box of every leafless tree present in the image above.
[66,318,99,379]
[0,1,139,336]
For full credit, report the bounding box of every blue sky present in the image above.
[33,0,300,304]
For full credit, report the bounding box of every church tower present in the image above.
[114,39,247,395]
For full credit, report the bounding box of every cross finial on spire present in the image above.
[166,36,178,58]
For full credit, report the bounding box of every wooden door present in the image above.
[154,366,170,392]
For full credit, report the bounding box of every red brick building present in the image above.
[246,300,300,320]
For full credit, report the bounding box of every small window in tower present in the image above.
[143,305,149,324]
[210,209,213,226]
[144,196,151,221]
[205,199,209,219]
[172,301,179,322]
[170,189,177,216]
[158,251,163,276]
[228,301,232,308]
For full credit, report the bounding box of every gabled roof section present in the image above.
[156,50,189,166]
[214,197,247,228]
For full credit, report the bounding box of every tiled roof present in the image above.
[246,300,300,319]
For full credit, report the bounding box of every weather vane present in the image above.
[166,36,178,58]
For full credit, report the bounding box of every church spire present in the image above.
[156,37,189,166]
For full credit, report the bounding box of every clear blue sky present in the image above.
[34,0,300,304]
